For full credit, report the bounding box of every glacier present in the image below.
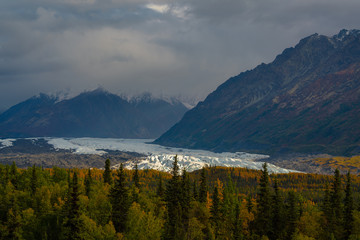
[0,139,15,149]
[44,137,298,174]
[118,154,298,174]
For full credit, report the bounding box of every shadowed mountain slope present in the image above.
[155,29,360,155]
[0,89,189,138]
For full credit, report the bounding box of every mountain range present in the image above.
[155,29,360,156]
[0,89,189,138]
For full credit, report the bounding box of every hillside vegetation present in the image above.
[1,158,360,239]
[311,155,360,175]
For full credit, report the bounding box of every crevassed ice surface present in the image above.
[45,137,299,174]
[0,139,15,149]
[120,154,298,174]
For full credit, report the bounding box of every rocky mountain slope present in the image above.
[0,89,189,138]
[155,29,360,156]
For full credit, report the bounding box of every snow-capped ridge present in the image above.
[29,88,195,110]
[32,92,57,101]
[32,89,76,104]
[77,87,113,98]
[326,29,360,48]
[332,29,360,41]
[129,92,159,104]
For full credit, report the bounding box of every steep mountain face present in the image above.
[155,29,360,155]
[0,89,189,138]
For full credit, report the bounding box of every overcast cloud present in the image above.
[0,0,360,110]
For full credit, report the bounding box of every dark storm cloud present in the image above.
[1,0,360,110]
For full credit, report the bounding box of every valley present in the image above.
[2,30,360,175]
[2,0,360,238]
[0,152,141,169]
[2,137,356,174]
[0,138,144,169]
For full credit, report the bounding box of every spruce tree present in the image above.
[255,163,272,238]
[133,164,140,189]
[30,165,38,197]
[199,167,208,204]
[322,182,332,238]
[286,191,298,239]
[0,165,4,185]
[62,169,73,218]
[247,194,253,213]
[103,159,113,185]
[84,168,92,197]
[157,174,165,198]
[10,161,18,189]
[67,169,72,190]
[210,186,221,238]
[233,203,242,240]
[323,182,331,214]
[221,175,237,237]
[109,164,130,233]
[181,169,191,233]
[163,155,183,240]
[343,171,354,240]
[192,180,198,201]
[181,169,191,205]
[132,164,140,203]
[131,185,139,203]
[4,164,10,184]
[222,174,236,216]
[271,176,284,240]
[64,172,82,240]
[331,168,343,239]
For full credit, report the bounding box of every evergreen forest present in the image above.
[1,156,360,240]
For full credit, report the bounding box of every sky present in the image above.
[1,0,360,111]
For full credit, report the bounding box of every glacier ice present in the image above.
[0,139,15,149]
[44,137,299,174]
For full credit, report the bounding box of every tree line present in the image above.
[0,157,360,239]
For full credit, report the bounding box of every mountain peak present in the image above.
[32,92,56,101]
[130,92,157,104]
[79,87,112,97]
[0,88,189,139]
[297,29,360,49]
[332,29,360,41]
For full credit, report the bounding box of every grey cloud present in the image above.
[248,0,360,28]
[0,0,360,110]
[183,0,247,22]
[0,0,166,33]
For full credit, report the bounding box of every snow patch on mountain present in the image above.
[333,29,360,41]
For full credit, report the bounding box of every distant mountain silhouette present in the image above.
[0,89,189,138]
[155,29,360,155]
